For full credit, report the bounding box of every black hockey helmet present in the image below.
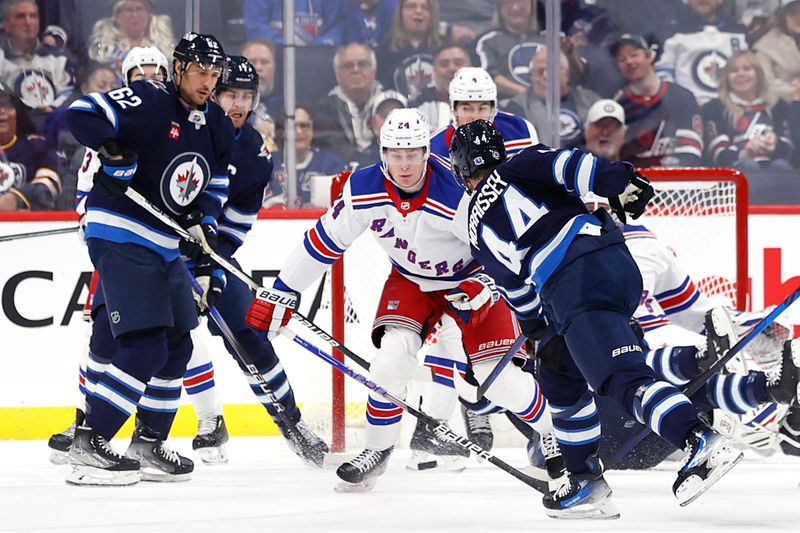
[449,119,506,191]
[173,32,226,76]
[218,55,259,92]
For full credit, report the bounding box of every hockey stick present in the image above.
[610,287,800,462]
[123,188,378,373]
[280,326,550,494]
[475,333,527,400]
[189,277,329,468]
[0,225,79,243]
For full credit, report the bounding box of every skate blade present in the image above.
[322,453,359,471]
[49,449,69,466]
[197,446,229,465]
[677,449,744,507]
[545,498,621,520]
[140,467,192,482]
[334,477,378,493]
[405,451,467,472]
[66,465,140,486]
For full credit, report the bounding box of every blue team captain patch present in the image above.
[160,152,212,214]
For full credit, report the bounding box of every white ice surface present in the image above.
[0,438,797,532]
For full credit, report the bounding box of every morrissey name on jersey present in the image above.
[468,172,508,248]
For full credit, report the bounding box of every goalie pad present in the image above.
[711,403,790,454]
[731,307,793,370]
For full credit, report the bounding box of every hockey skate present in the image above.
[281,418,329,468]
[192,414,229,465]
[66,423,141,487]
[522,431,567,494]
[48,409,83,465]
[698,307,738,373]
[779,406,800,456]
[406,419,469,472]
[335,447,393,492]
[125,418,194,482]
[672,426,743,506]
[460,404,494,453]
[766,339,800,405]
[543,473,620,520]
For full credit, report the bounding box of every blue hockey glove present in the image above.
[194,255,226,315]
[180,210,218,261]
[94,148,137,198]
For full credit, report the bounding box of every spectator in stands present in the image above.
[376,0,441,101]
[655,0,748,105]
[242,38,282,122]
[346,0,397,49]
[347,89,407,168]
[581,98,626,161]
[266,104,345,209]
[411,43,471,132]
[736,1,779,44]
[611,34,703,167]
[314,43,383,160]
[562,7,624,98]
[438,0,494,44]
[40,24,68,50]
[503,47,600,149]
[0,90,61,211]
[244,0,348,46]
[753,0,800,102]
[87,0,174,85]
[476,0,546,99]
[595,0,685,46]
[701,50,793,171]
[0,0,75,115]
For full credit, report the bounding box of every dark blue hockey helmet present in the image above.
[449,119,506,192]
[173,32,226,75]
[216,56,260,112]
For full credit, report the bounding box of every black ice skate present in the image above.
[698,307,738,373]
[779,406,800,456]
[48,409,82,465]
[280,418,329,468]
[192,414,229,465]
[521,431,567,494]
[542,473,620,520]
[460,404,494,453]
[406,418,469,472]
[125,418,194,482]
[766,339,800,405]
[335,446,393,492]
[66,422,140,486]
[672,426,743,506]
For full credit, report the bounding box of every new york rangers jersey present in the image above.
[616,81,703,168]
[429,111,539,169]
[67,80,233,261]
[278,159,478,294]
[462,146,632,320]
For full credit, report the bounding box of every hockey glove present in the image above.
[94,148,138,198]
[445,273,500,325]
[194,256,226,315]
[245,283,298,339]
[519,316,548,341]
[180,210,219,261]
[608,169,654,224]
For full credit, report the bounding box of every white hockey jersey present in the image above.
[278,159,478,294]
[75,147,100,215]
[655,25,747,105]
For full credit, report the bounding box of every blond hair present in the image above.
[717,50,776,124]
[88,1,174,68]
[389,0,442,53]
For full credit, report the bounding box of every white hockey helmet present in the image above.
[122,46,169,86]
[449,67,497,119]
[379,107,430,184]
[581,191,611,213]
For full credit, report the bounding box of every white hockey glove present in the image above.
[445,273,500,325]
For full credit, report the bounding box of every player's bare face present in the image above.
[179,63,222,107]
[454,101,494,128]
[585,117,624,160]
[385,148,426,192]
[217,88,256,129]
[727,58,757,99]
[615,46,652,83]
[128,64,165,84]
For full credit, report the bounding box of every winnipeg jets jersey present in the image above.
[429,111,539,168]
[463,145,632,320]
[278,159,478,294]
[67,80,233,261]
[0,133,61,210]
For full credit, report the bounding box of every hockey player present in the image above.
[448,119,743,517]
[244,108,562,493]
[188,55,328,467]
[64,32,233,486]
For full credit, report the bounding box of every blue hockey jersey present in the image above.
[66,80,233,261]
[218,123,273,259]
[463,145,632,320]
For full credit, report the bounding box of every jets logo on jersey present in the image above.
[509,42,543,87]
[258,142,271,159]
[15,71,56,108]
[160,152,211,213]
[394,53,435,101]
[0,161,17,193]
[168,121,181,140]
[691,50,729,93]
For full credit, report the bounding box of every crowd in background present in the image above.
[0,0,799,211]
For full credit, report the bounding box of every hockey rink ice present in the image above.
[0,438,796,532]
